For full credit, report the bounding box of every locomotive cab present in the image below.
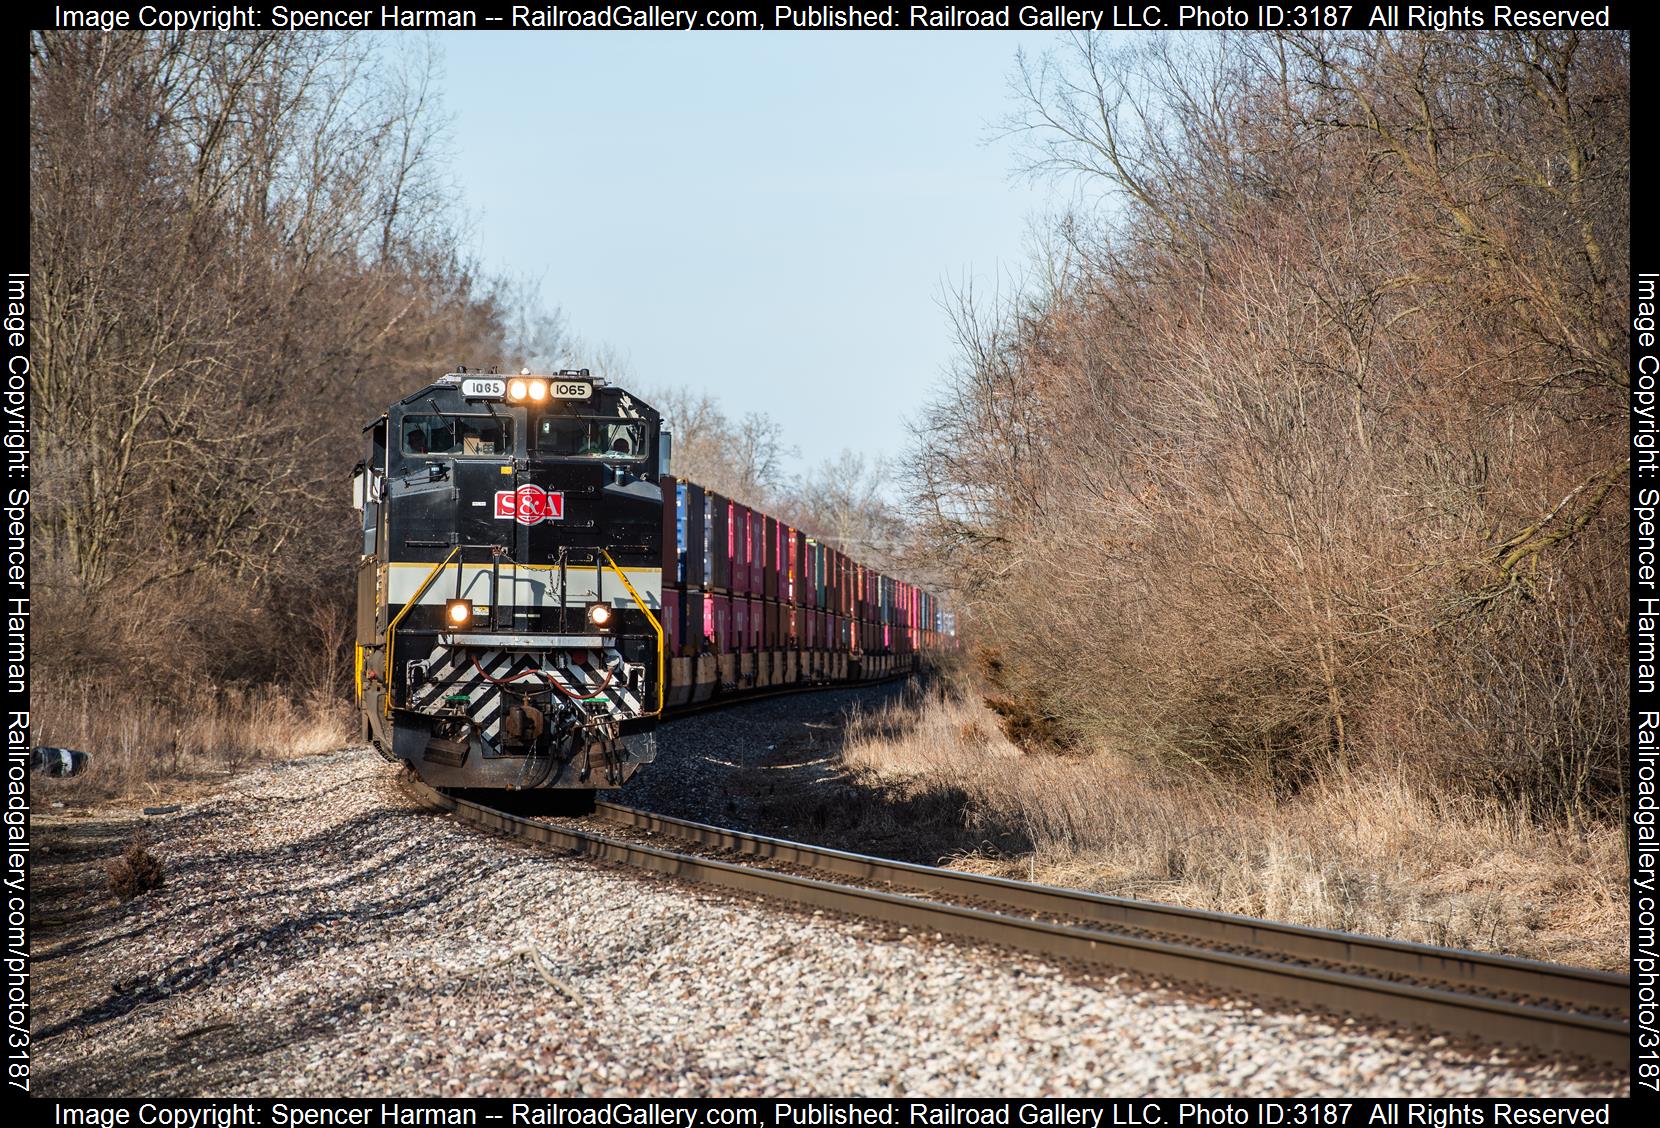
[354,369,666,792]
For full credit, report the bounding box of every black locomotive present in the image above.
[353,369,947,800]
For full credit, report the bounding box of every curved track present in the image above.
[405,779,1629,1065]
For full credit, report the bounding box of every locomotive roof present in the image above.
[363,371,657,429]
[394,371,613,407]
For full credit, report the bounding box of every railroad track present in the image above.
[405,779,1629,1066]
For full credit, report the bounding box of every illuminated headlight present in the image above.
[507,379,528,402]
[586,602,614,628]
[445,599,474,627]
[527,380,547,401]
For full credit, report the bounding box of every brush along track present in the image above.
[405,781,1628,1065]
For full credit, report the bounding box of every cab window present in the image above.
[402,415,510,457]
[536,418,646,460]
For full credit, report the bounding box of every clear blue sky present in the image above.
[436,31,1064,476]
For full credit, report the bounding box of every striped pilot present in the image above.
[351,368,667,810]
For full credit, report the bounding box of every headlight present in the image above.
[527,380,547,401]
[507,379,528,402]
[445,599,474,626]
[587,601,614,628]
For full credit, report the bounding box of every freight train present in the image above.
[351,369,946,806]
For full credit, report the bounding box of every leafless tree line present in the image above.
[30,30,509,700]
[648,385,911,569]
[910,31,1629,816]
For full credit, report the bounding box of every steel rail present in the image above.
[591,801,1629,1015]
[408,780,1628,1065]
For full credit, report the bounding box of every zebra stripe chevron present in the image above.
[411,645,644,746]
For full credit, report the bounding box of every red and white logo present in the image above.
[494,484,564,525]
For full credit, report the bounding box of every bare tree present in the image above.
[647,387,794,509]
[916,30,1628,813]
[775,451,905,564]
[31,29,508,692]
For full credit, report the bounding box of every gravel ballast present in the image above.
[32,738,1623,1096]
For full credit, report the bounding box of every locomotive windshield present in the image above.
[536,417,646,460]
[402,415,510,457]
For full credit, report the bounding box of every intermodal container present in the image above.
[683,482,705,588]
[712,594,731,654]
[709,493,730,592]
[663,587,681,656]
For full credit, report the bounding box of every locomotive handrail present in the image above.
[600,549,665,716]
[383,546,462,716]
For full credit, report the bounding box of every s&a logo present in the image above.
[494,484,564,525]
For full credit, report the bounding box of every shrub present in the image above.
[106,838,165,900]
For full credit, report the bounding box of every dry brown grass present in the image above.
[839,680,1627,971]
[31,681,351,803]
